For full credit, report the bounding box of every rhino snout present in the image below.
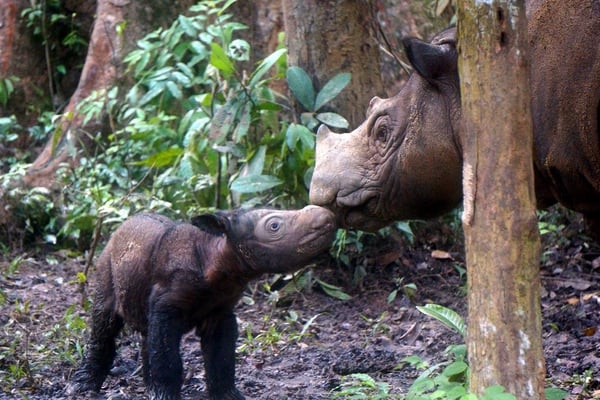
[310,125,345,206]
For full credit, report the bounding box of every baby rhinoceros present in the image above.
[67,206,336,400]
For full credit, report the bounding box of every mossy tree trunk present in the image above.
[282,0,384,129]
[457,0,545,398]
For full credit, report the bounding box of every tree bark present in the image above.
[458,0,545,398]
[22,0,195,189]
[282,0,384,129]
[0,0,47,131]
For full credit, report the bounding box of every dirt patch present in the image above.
[1,213,599,399]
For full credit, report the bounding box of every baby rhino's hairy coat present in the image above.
[67,206,336,400]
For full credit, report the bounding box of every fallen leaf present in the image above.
[555,278,592,291]
[375,250,403,266]
[431,250,453,260]
[582,326,597,336]
[567,297,579,305]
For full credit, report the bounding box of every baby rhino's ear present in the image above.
[191,212,231,236]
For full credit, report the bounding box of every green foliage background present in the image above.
[1,0,350,249]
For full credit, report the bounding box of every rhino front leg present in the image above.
[67,303,123,394]
[199,312,245,400]
[146,306,186,400]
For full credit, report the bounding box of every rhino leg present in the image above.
[199,312,245,400]
[67,301,123,394]
[146,307,186,400]
[584,212,600,241]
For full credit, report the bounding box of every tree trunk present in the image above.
[458,0,545,398]
[22,0,195,189]
[282,0,384,129]
[230,0,283,66]
[0,0,47,131]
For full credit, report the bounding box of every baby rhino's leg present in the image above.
[67,295,123,394]
[146,299,187,400]
[199,312,245,400]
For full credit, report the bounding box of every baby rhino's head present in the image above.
[192,205,337,273]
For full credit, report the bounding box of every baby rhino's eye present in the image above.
[269,221,280,231]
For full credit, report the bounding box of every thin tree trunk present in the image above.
[458,0,545,397]
[282,0,383,129]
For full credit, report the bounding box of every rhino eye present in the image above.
[374,118,389,143]
[265,217,283,233]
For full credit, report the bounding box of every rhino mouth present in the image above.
[336,191,386,232]
[298,225,336,253]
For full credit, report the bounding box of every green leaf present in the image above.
[230,174,283,193]
[178,15,197,37]
[210,42,235,77]
[315,112,349,130]
[316,279,352,300]
[286,123,314,150]
[544,388,568,400]
[481,385,516,400]
[234,102,252,141]
[136,147,182,168]
[249,48,286,88]
[417,304,466,337]
[139,83,165,105]
[243,145,266,176]
[314,72,351,111]
[165,81,182,99]
[286,66,315,111]
[442,361,468,378]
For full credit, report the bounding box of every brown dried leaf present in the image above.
[431,250,453,260]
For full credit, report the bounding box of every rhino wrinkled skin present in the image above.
[310,0,600,236]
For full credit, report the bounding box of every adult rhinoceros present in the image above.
[309,0,600,237]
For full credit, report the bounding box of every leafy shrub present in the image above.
[57,0,351,246]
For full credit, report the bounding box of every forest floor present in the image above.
[1,208,599,399]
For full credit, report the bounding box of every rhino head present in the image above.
[192,205,337,273]
[310,28,463,231]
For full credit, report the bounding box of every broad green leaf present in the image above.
[230,174,282,193]
[234,102,252,141]
[136,147,183,168]
[286,66,315,111]
[315,279,352,300]
[210,42,235,77]
[481,385,516,400]
[139,83,165,105]
[315,112,349,130]
[544,388,568,400]
[442,361,468,378]
[285,123,315,151]
[417,303,466,337]
[314,72,351,111]
[242,145,266,176]
[249,48,286,88]
[178,15,197,37]
[190,41,209,58]
[165,81,182,99]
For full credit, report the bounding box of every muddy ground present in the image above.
[1,209,599,399]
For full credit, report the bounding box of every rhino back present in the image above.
[529,0,600,211]
[97,214,176,331]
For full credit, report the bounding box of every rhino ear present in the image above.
[191,212,231,236]
[402,36,457,83]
